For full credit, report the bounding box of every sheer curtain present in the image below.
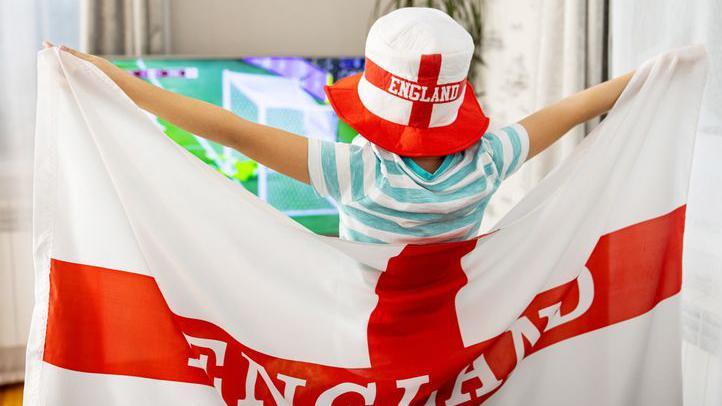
[610,1,722,405]
[479,0,608,230]
[1,0,169,385]
[0,0,79,385]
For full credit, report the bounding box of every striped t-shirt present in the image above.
[307,123,529,244]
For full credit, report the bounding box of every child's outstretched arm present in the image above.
[520,71,635,160]
[49,44,311,184]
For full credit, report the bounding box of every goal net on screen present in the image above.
[222,70,338,217]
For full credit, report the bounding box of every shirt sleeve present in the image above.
[482,123,530,181]
[307,138,369,203]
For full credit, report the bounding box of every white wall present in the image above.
[169,0,376,57]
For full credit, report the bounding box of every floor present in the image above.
[0,384,22,406]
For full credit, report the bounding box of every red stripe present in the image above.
[467,205,686,402]
[44,260,210,385]
[408,54,443,128]
[43,206,684,405]
[362,59,394,92]
[367,240,477,371]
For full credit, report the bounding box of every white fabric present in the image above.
[25,47,706,405]
[610,1,722,405]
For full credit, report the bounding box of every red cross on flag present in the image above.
[25,46,706,405]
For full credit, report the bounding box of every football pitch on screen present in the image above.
[112,57,363,235]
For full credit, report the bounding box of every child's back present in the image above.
[308,8,528,244]
[308,124,528,244]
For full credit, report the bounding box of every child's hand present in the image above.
[59,45,101,64]
[43,41,133,90]
[43,41,126,85]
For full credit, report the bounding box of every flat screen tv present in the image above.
[111,56,366,236]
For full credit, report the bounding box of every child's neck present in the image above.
[411,156,445,174]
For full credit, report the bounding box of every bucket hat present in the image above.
[325,7,489,156]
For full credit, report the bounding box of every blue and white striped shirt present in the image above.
[307,123,529,244]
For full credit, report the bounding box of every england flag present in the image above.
[25,46,707,405]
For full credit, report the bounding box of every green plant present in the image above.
[373,0,484,87]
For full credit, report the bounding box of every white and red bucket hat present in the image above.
[325,7,489,157]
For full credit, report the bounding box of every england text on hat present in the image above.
[387,76,462,103]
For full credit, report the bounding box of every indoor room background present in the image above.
[1,0,720,405]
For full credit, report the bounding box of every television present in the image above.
[111,56,366,236]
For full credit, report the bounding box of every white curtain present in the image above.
[478,0,608,230]
[610,1,722,405]
[0,0,80,385]
[82,0,170,55]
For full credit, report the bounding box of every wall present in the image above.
[169,0,376,57]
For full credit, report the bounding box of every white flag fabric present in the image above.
[25,47,706,405]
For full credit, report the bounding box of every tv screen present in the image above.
[112,56,366,236]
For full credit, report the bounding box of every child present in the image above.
[44,7,633,244]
